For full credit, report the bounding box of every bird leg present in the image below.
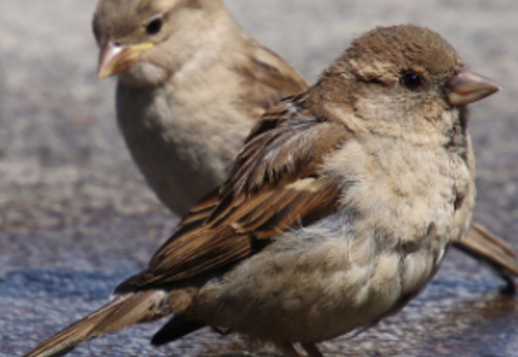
[301,343,324,357]
[276,342,301,357]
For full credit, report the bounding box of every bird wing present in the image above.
[116,93,350,292]
[233,44,309,116]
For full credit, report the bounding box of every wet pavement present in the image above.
[1,1,518,356]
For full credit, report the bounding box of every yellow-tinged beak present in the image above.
[97,41,154,79]
[447,68,501,106]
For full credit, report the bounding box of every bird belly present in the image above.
[116,84,243,215]
[193,209,444,343]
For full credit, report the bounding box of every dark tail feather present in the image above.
[152,317,206,346]
[23,290,169,357]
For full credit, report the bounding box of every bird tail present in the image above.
[455,222,518,286]
[22,290,170,357]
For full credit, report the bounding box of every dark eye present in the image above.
[400,72,424,91]
[146,18,163,35]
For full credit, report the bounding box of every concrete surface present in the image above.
[1,0,518,356]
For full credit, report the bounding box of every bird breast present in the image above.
[193,134,473,343]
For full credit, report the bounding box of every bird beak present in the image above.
[447,69,501,106]
[97,41,154,79]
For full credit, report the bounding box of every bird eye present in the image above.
[146,18,163,35]
[400,72,423,91]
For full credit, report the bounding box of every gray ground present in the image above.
[1,0,518,356]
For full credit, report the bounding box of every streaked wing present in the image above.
[116,94,350,293]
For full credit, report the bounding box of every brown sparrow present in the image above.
[92,0,518,286]
[93,0,307,216]
[22,24,500,357]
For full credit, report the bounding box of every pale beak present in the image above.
[447,68,501,106]
[97,41,154,79]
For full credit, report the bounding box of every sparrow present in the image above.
[91,0,518,287]
[22,24,501,357]
[93,0,308,216]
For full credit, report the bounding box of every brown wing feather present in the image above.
[116,96,349,293]
[234,44,309,116]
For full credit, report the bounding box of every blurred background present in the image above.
[1,0,518,356]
